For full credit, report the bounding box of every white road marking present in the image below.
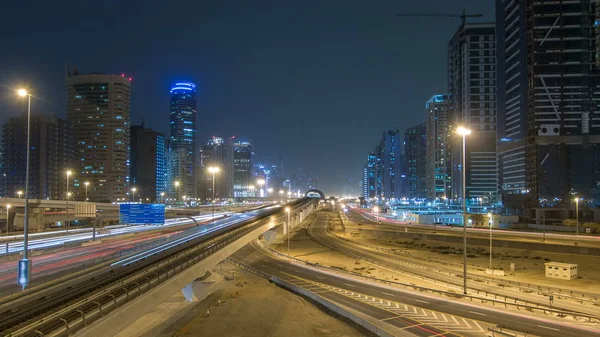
[277,264,283,267]
[538,325,560,331]
[316,276,324,280]
[474,321,484,332]
[381,292,394,296]
[344,283,355,287]
[415,299,429,304]
[469,311,487,316]
[461,318,472,329]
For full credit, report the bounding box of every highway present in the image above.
[350,207,600,247]
[0,200,312,337]
[313,211,600,316]
[0,214,233,296]
[0,213,228,255]
[231,213,600,337]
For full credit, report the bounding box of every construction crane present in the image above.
[396,9,483,26]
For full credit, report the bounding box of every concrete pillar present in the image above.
[263,227,279,244]
[181,271,217,302]
[12,207,45,231]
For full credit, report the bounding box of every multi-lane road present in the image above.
[231,212,600,337]
[350,207,600,247]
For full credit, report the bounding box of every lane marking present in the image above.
[538,325,560,331]
[344,283,355,287]
[469,311,487,317]
[415,299,429,304]
[381,292,394,296]
[461,317,471,329]
[316,276,325,280]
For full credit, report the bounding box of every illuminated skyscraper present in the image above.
[168,82,197,199]
[66,68,131,202]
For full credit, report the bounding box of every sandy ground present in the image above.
[341,219,600,294]
[115,261,367,337]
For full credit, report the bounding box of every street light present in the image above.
[456,125,471,295]
[5,204,10,236]
[248,185,256,197]
[208,167,220,219]
[575,197,580,235]
[257,179,265,197]
[374,206,380,246]
[268,188,273,197]
[160,192,165,204]
[285,207,291,258]
[16,191,23,199]
[174,181,180,202]
[131,187,137,203]
[84,181,90,202]
[488,212,493,270]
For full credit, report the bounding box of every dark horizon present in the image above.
[0,0,494,195]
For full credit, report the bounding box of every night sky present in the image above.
[0,0,494,195]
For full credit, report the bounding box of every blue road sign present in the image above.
[17,258,31,287]
[119,204,165,225]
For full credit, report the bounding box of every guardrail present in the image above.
[1,199,315,337]
[332,226,600,305]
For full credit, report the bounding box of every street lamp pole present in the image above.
[5,204,10,236]
[575,197,580,235]
[131,187,136,203]
[66,170,72,234]
[208,167,220,219]
[488,212,493,270]
[374,206,380,246]
[457,126,471,295]
[84,181,89,202]
[17,89,32,290]
[286,207,291,258]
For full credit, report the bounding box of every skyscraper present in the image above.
[404,123,427,199]
[1,115,74,200]
[425,94,451,200]
[379,130,401,199]
[496,0,600,208]
[448,22,498,202]
[362,152,380,199]
[130,124,166,202]
[169,82,197,199]
[66,68,131,202]
[231,141,253,197]
[199,137,227,199]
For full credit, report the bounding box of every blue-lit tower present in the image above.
[169,82,197,199]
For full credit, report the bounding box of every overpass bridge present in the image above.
[0,198,273,233]
[0,198,317,337]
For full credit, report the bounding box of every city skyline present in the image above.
[0,0,495,195]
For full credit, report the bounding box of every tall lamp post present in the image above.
[267,188,273,198]
[84,181,90,202]
[5,204,10,236]
[257,179,265,198]
[65,170,72,234]
[16,191,23,199]
[285,207,291,258]
[457,126,471,295]
[374,206,380,246]
[174,181,180,203]
[160,192,165,204]
[575,197,580,235]
[208,167,220,219]
[131,187,137,203]
[488,212,493,270]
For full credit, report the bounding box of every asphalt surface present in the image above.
[313,212,600,317]
[231,213,600,337]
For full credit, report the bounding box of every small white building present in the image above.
[544,262,578,280]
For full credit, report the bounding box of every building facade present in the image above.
[496,0,600,209]
[130,124,166,202]
[169,82,197,199]
[199,136,228,199]
[448,22,498,203]
[231,141,253,197]
[66,69,131,202]
[379,130,402,199]
[404,123,427,199]
[425,94,451,200]
[362,151,381,199]
[1,115,74,200]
